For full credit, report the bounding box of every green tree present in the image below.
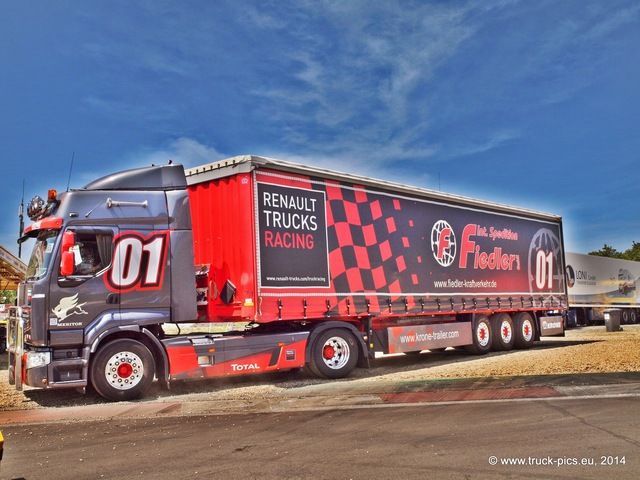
[589,242,640,261]
[622,241,640,262]
[0,290,17,305]
[589,244,622,259]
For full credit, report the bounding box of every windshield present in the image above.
[25,230,58,280]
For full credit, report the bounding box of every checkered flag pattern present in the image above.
[323,181,423,315]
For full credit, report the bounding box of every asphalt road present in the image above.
[1,384,639,480]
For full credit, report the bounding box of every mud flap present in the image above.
[539,315,564,337]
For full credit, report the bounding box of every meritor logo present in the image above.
[431,220,456,267]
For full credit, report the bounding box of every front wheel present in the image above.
[307,328,358,379]
[91,339,155,402]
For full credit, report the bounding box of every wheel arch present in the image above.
[88,326,169,387]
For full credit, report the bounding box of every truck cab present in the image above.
[9,162,197,399]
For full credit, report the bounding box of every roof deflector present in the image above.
[82,163,187,191]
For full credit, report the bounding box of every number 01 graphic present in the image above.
[535,250,554,289]
[107,232,168,292]
[528,228,562,293]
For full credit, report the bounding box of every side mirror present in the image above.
[62,230,75,251]
[60,251,75,277]
[60,230,76,276]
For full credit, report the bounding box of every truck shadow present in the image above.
[2,337,600,409]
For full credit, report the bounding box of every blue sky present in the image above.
[1,0,639,261]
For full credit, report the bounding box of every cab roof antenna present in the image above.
[66,151,75,191]
[18,179,24,258]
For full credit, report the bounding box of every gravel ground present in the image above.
[2,325,640,411]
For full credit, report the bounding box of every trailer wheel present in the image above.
[466,315,492,355]
[307,329,358,379]
[490,313,514,351]
[513,312,536,349]
[632,310,638,324]
[91,339,155,402]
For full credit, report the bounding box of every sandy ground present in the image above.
[2,325,639,410]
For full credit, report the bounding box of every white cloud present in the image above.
[134,138,227,169]
[68,138,226,188]
[248,1,480,144]
[582,3,640,41]
[447,129,522,158]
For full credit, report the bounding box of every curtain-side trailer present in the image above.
[566,252,640,325]
[8,155,566,401]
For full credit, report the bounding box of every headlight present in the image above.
[26,351,51,369]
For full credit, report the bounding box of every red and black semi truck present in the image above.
[7,155,566,401]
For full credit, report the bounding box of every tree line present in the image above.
[589,242,640,261]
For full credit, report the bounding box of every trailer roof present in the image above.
[185,155,561,222]
[0,245,26,291]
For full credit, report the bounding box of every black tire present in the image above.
[490,313,514,351]
[621,310,630,324]
[91,339,155,401]
[307,328,358,379]
[465,315,492,355]
[513,312,536,349]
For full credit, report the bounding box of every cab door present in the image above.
[105,228,171,318]
[51,227,118,334]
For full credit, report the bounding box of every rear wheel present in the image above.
[91,339,155,401]
[466,315,492,355]
[307,329,358,379]
[513,312,536,349]
[490,313,514,351]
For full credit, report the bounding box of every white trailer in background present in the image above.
[565,252,640,325]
